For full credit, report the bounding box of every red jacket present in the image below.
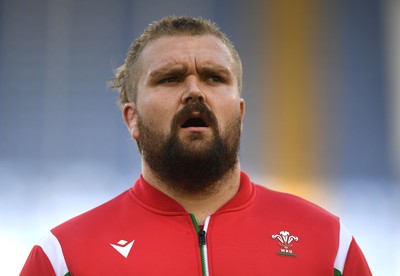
[21,171,371,275]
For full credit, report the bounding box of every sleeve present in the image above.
[342,238,372,276]
[20,232,69,276]
[333,220,372,276]
[20,245,56,276]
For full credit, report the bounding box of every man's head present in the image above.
[114,16,245,195]
[110,16,242,107]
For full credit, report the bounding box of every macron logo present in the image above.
[110,239,135,258]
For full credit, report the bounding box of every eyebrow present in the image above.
[149,62,232,77]
[197,64,232,76]
[148,64,188,80]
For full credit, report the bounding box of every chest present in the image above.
[63,212,337,275]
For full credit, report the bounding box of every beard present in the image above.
[136,102,242,196]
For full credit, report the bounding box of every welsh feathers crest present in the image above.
[272,230,299,256]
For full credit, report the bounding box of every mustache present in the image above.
[171,102,218,130]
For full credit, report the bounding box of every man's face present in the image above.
[123,35,245,194]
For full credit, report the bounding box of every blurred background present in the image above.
[0,0,399,274]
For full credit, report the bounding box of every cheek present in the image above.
[138,97,177,129]
[214,98,242,123]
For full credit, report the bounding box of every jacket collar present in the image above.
[129,171,255,215]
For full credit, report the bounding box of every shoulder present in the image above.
[52,189,133,237]
[253,183,339,226]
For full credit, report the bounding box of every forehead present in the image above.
[138,35,236,75]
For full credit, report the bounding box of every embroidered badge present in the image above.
[272,230,299,256]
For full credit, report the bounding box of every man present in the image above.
[21,16,371,275]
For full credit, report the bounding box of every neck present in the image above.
[142,161,241,225]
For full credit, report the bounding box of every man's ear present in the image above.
[239,98,245,131]
[122,103,139,140]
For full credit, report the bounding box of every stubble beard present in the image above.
[137,102,242,196]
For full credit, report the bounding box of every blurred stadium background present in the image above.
[0,0,399,274]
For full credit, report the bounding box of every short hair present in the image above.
[109,16,242,108]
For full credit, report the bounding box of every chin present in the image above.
[180,130,214,141]
[182,143,214,157]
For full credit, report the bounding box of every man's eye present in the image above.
[161,77,179,83]
[207,76,224,83]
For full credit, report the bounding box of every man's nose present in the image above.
[181,76,206,104]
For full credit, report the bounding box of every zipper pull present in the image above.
[198,229,206,246]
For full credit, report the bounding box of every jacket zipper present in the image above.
[190,214,210,276]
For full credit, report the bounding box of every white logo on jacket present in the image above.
[110,239,135,258]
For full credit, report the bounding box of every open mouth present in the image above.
[180,117,209,128]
